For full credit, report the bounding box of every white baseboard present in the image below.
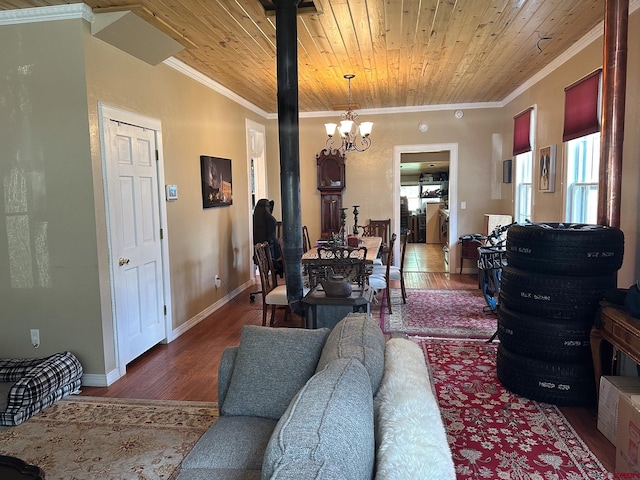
[169,279,255,341]
[80,279,255,387]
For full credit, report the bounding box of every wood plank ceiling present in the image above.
[0,0,606,114]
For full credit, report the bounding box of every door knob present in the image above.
[118,257,130,266]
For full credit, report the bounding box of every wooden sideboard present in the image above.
[590,305,640,397]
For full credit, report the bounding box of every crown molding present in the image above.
[0,3,94,25]
[302,101,503,119]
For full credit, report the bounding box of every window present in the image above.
[563,70,601,223]
[514,151,532,224]
[566,133,599,223]
[513,107,534,223]
[400,185,421,212]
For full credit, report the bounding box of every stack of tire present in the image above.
[496,222,624,406]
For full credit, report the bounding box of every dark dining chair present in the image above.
[368,233,397,314]
[372,230,409,303]
[360,218,391,264]
[302,225,311,252]
[254,242,288,326]
[306,246,368,289]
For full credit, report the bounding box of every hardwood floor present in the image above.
[81,244,615,473]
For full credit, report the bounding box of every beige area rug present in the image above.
[0,396,218,480]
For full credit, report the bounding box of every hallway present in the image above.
[403,243,448,273]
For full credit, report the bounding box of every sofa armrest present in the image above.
[374,339,455,480]
[217,346,238,411]
[4,352,82,414]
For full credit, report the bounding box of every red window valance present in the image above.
[513,108,533,156]
[563,69,602,142]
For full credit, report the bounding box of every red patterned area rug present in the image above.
[415,337,610,479]
[378,289,496,339]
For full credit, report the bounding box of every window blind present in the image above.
[562,69,602,142]
[513,108,533,156]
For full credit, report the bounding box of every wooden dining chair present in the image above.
[372,230,409,303]
[368,233,397,314]
[302,225,311,252]
[360,219,391,264]
[307,246,368,289]
[254,242,288,326]
[368,219,391,247]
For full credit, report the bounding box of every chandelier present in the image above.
[324,74,373,153]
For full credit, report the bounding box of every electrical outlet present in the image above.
[30,329,40,348]
[215,275,221,288]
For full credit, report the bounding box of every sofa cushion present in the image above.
[271,460,348,479]
[176,468,262,480]
[374,338,455,480]
[262,357,374,480]
[222,326,330,420]
[180,415,277,473]
[316,313,386,395]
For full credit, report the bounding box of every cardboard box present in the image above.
[598,376,640,445]
[616,394,640,473]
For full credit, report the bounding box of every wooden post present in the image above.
[598,0,628,227]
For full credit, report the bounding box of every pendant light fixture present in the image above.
[324,74,373,153]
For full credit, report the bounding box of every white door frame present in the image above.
[98,103,173,378]
[393,143,458,270]
[246,118,267,275]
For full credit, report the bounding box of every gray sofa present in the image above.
[176,313,454,480]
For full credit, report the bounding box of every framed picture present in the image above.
[200,155,233,208]
[538,145,556,193]
[502,159,512,183]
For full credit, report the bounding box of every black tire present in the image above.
[496,344,595,406]
[506,222,624,275]
[499,265,616,320]
[497,305,592,362]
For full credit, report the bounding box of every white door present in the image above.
[104,119,166,366]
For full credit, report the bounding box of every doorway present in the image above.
[246,119,267,284]
[99,104,172,379]
[393,143,458,273]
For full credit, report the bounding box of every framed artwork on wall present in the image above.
[502,159,512,183]
[538,145,556,193]
[201,155,233,208]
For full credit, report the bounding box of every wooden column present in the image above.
[597,0,628,227]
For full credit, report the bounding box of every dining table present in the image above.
[301,236,382,264]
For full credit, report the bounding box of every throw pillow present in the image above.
[316,313,386,394]
[221,325,330,420]
[262,357,374,480]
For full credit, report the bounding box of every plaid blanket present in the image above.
[0,351,82,426]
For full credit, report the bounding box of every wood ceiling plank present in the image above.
[363,0,390,109]
[0,0,610,113]
[412,0,490,105]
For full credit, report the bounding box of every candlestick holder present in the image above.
[340,208,348,244]
[352,205,360,235]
